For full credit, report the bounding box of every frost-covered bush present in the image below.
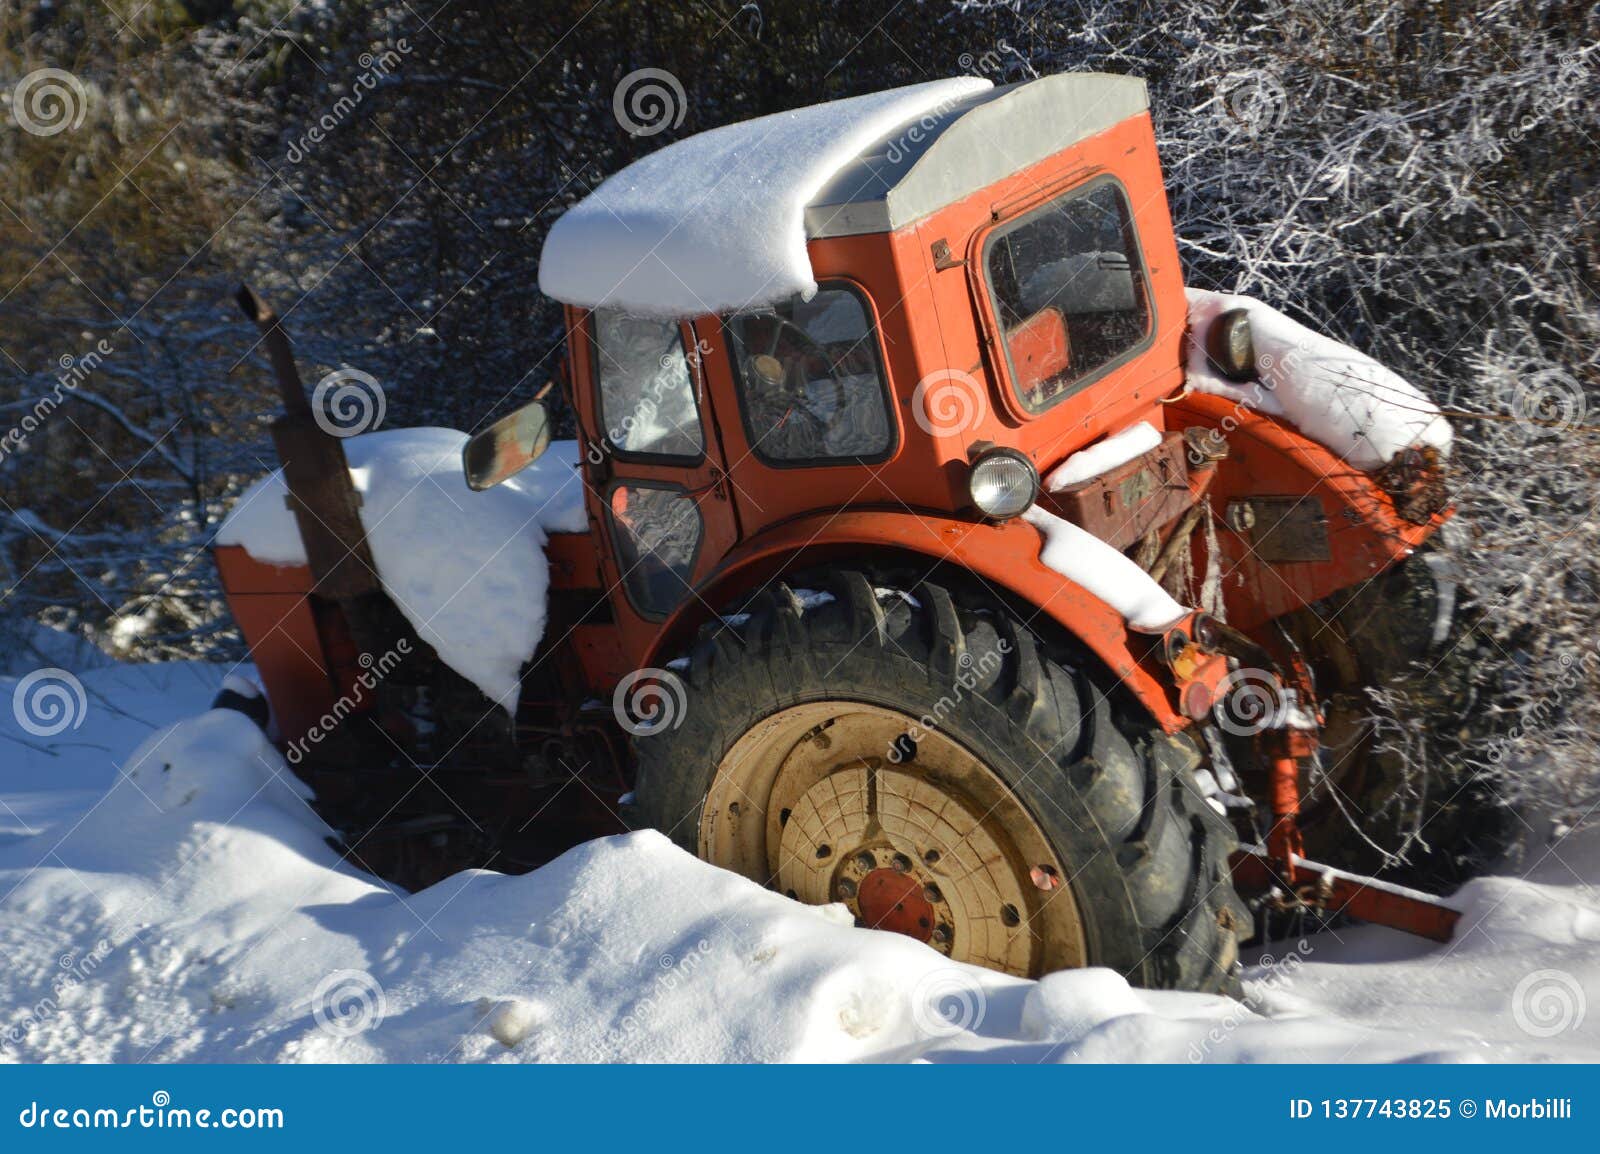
[947,0,1598,848]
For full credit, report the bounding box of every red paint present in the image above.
[857,869,935,941]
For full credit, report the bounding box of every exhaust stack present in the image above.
[235,285,383,605]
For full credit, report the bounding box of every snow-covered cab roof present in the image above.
[538,73,1149,319]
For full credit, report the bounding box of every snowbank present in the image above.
[1022,504,1186,632]
[215,429,588,712]
[538,78,991,318]
[1185,289,1452,470]
[3,703,1599,1063]
[1045,421,1162,490]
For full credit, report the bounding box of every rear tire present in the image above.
[632,568,1247,993]
[1277,544,1510,885]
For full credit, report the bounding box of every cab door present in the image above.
[572,309,741,668]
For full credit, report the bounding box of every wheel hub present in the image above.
[775,759,1038,972]
[850,863,937,942]
[700,702,1087,977]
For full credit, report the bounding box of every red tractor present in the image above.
[216,74,1466,994]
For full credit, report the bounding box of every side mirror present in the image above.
[463,400,551,491]
[1206,307,1258,382]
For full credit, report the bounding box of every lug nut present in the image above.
[891,853,913,873]
[923,883,942,903]
[837,878,857,899]
[854,851,876,871]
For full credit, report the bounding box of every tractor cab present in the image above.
[498,73,1192,679]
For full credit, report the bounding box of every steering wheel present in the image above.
[760,318,850,420]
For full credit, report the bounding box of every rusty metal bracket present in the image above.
[1232,849,1461,943]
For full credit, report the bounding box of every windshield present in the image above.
[593,311,704,459]
[725,285,893,464]
[984,178,1152,413]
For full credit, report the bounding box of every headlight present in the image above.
[1206,307,1258,382]
[968,448,1039,519]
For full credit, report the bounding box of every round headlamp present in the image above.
[1206,307,1258,382]
[968,448,1039,520]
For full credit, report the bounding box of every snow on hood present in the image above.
[5,707,1599,1062]
[1185,288,1452,471]
[1045,421,1163,491]
[215,429,588,713]
[538,78,992,318]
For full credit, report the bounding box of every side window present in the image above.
[594,311,705,459]
[984,179,1152,413]
[725,284,894,464]
[608,484,704,618]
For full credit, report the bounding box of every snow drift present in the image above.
[538,78,991,318]
[6,694,1596,1063]
[215,429,587,713]
[1185,288,1452,470]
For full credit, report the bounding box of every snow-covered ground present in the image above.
[2,660,1597,1063]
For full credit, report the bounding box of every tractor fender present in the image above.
[1165,392,1446,628]
[646,509,1187,731]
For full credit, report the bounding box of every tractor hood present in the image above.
[538,73,1148,319]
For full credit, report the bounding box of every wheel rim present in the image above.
[699,701,1087,977]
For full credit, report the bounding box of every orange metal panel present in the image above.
[544,530,603,589]
[213,545,337,742]
[1166,393,1444,627]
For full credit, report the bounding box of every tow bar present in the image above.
[1162,612,1463,945]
